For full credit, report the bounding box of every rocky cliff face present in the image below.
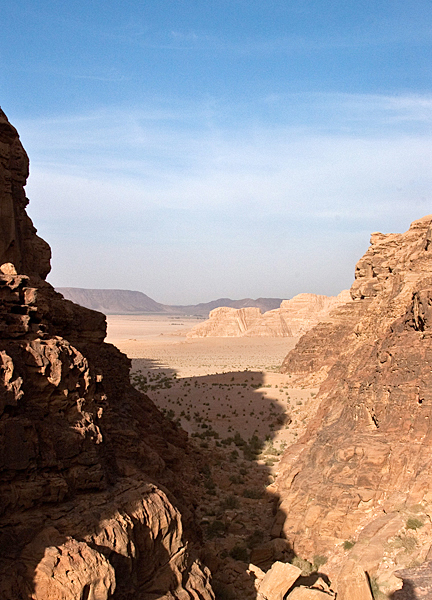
[187,291,351,338]
[275,216,432,595]
[0,110,213,600]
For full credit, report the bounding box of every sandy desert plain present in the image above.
[106,314,319,449]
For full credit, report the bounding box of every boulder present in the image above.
[336,560,373,600]
[258,561,301,600]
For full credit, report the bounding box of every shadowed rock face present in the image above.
[276,215,432,590]
[0,110,213,600]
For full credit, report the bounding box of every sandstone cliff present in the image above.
[275,215,432,595]
[0,109,214,600]
[187,291,351,338]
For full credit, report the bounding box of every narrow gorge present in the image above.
[2,108,432,599]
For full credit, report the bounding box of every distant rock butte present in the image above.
[186,291,352,338]
[275,215,432,594]
[56,287,283,317]
[0,109,214,600]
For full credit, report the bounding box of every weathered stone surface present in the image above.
[188,306,264,337]
[0,110,214,600]
[250,538,293,570]
[28,534,116,600]
[275,215,432,588]
[187,291,351,338]
[336,560,373,600]
[258,561,302,600]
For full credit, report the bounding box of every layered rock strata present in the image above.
[0,109,214,600]
[187,291,351,338]
[275,216,432,594]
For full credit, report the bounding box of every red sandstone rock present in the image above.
[0,110,214,600]
[257,561,302,600]
[275,215,432,592]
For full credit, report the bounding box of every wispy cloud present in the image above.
[17,92,432,302]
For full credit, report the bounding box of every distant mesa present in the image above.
[56,287,166,314]
[186,290,352,338]
[56,287,284,317]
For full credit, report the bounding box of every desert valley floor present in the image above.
[106,314,319,446]
[106,314,323,592]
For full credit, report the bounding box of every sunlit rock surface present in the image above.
[276,215,432,595]
[187,291,351,338]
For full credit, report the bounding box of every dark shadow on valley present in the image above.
[127,358,323,600]
[0,346,317,599]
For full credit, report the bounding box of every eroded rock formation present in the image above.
[276,216,432,595]
[0,109,214,600]
[187,292,351,338]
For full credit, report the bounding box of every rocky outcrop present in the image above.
[187,306,267,337]
[187,291,351,338]
[0,109,214,600]
[275,216,432,595]
[0,113,50,279]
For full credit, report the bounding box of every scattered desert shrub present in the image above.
[233,432,246,447]
[343,540,356,551]
[313,555,328,570]
[291,556,313,576]
[229,475,244,484]
[206,520,226,538]
[229,450,239,462]
[369,576,386,600]
[247,529,265,548]
[221,495,240,510]
[242,488,262,499]
[392,534,418,553]
[213,582,236,600]
[406,517,424,530]
[229,544,249,562]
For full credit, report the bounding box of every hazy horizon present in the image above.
[2,1,432,304]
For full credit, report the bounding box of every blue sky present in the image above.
[1,1,432,303]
